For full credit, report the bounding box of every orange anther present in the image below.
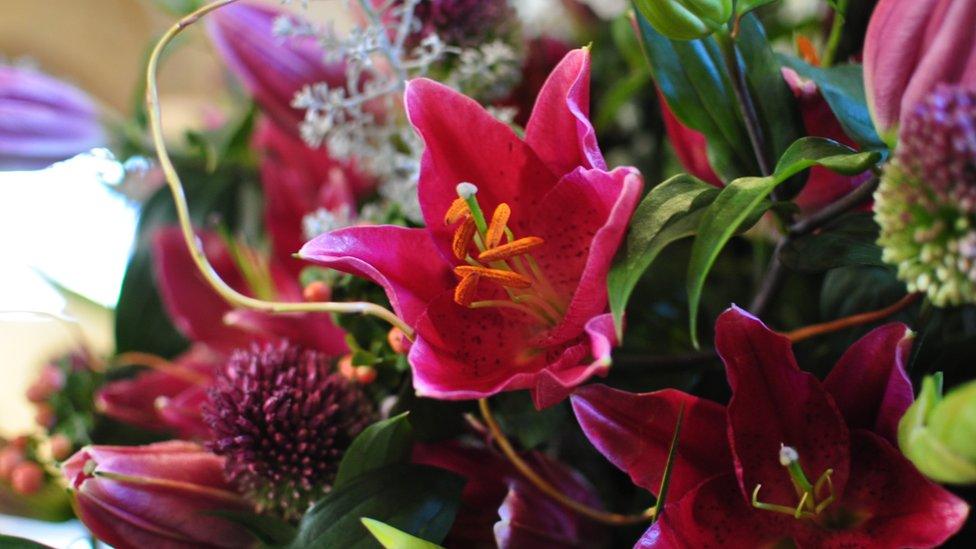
[478,236,544,263]
[485,203,511,248]
[454,273,480,306]
[444,197,470,225]
[454,265,531,289]
[452,217,477,260]
[796,35,820,66]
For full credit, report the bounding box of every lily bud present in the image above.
[863,0,976,145]
[634,0,732,41]
[899,375,976,485]
[62,441,255,548]
[0,65,105,170]
[206,1,345,132]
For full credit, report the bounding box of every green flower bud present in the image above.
[635,0,733,41]
[899,373,976,485]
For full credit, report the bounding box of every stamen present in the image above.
[452,218,478,260]
[444,197,470,225]
[486,203,511,248]
[479,236,543,263]
[752,445,837,521]
[454,266,532,289]
[454,273,480,306]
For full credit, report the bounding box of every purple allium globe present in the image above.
[412,0,518,48]
[876,84,976,306]
[204,342,374,521]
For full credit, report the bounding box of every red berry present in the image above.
[303,281,332,302]
[11,462,44,495]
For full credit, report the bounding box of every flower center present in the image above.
[751,444,837,520]
[444,182,565,327]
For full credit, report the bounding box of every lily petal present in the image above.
[404,78,558,261]
[223,309,348,356]
[715,306,850,507]
[795,431,968,548]
[298,225,454,326]
[639,473,795,548]
[524,48,606,175]
[823,323,914,444]
[571,384,730,501]
[152,228,252,349]
[529,167,642,346]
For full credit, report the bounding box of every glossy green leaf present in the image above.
[686,137,880,347]
[779,57,886,152]
[361,518,445,549]
[290,464,464,549]
[608,174,720,339]
[780,213,884,272]
[635,8,754,179]
[333,413,414,489]
[736,15,804,195]
[492,392,567,449]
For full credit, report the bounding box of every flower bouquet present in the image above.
[3,0,976,547]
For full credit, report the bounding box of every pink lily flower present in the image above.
[864,0,976,144]
[414,441,606,548]
[299,48,643,408]
[62,441,255,549]
[97,227,347,438]
[658,67,869,212]
[572,307,968,547]
[253,118,373,274]
[206,0,345,132]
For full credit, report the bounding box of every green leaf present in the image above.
[206,510,297,546]
[736,15,805,194]
[0,536,53,549]
[291,464,464,549]
[635,8,755,180]
[780,213,884,272]
[333,413,414,489]
[361,518,445,549]
[654,404,685,519]
[779,56,886,152]
[608,174,720,339]
[686,137,880,347]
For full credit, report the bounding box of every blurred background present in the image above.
[0,0,342,542]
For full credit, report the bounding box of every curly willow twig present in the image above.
[144,0,414,339]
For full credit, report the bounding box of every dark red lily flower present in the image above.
[300,48,642,408]
[573,307,968,547]
[253,118,373,274]
[97,228,347,438]
[659,67,869,212]
[414,441,606,548]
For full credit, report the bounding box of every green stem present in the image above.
[715,29,771,177]
[821,0,849,68]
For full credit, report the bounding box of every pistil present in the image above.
[752,444,836,520]
[444,182,565,327]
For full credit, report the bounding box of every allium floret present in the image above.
[204,341,374,521]
[876,84,976,306]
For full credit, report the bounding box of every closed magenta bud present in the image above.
[899,374,976,484]
[635,0,733,41]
